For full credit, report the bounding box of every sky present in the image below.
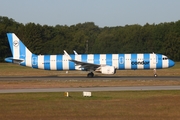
[0,0,180,27]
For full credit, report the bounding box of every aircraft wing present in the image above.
[70,59,101,71]
[63,50,101,71]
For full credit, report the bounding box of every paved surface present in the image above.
[0,76,179,93]
[0,76,179,81]
[0,86,180,93]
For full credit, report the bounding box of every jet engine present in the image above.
[101,66,116,74]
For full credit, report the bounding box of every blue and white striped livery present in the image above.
[5,33,175,77]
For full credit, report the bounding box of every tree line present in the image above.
[0,16,180,62]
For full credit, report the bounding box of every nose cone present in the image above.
[169,59,175,67]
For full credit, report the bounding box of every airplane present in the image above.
[5,33,175,78]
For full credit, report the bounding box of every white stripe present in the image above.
[25,56,32,67]
[88,54,94,64]
[150,54,156,69]
[38,55,44,69]
[50,55,57,70]
[112,54,118,69]
[137,54,144,69]
[162,55,168,68]
[12,34,20,59]
[63,55,69,70]
[125,54,131,69]
[25,48,32,67]
[75,55,81,70]
[100,54,106,65]
[163,60,168,68]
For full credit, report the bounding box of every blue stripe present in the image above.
[32,54,38,69]
[106,54,112,66]
[131,54,137,69]
[156,54,162,69]
[7,33,13,55]
[94,54,100,64]
[143,54,150,69]
[69,55,75,70]
[44,55,50,70]
[82,54,87,62]
[19,40,26,66]
[119,54,125,69]
[57,55,63,70]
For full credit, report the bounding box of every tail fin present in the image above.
[7,33,32,60]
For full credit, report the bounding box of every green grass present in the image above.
[0,91,180,120]
[173,61,180,69]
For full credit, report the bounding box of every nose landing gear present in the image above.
[154,69,158,77]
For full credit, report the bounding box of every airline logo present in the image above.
[131,61,149,65]
[13,40,18,47]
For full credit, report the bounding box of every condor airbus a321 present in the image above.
[5,33,175,77]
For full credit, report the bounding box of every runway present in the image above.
[0,86,180,93]
[0,76,180,81]
[0,76,179,93]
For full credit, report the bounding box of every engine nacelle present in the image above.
[101,66,116,75]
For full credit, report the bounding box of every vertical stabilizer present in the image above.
[7,33,32,60]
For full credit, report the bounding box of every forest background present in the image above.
[0,16,180,62]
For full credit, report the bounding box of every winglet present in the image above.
[63,50,72,60]
[73,50,78,55]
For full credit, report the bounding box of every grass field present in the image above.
[0,91,180,120]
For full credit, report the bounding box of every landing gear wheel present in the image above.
[87,72,94,78]
[154,74,158,77]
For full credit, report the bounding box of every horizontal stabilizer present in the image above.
[5,57,24,64]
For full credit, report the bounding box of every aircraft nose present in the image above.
[169,59,175,67]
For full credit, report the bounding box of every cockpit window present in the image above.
[163,57,168,60]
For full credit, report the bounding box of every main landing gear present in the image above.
[87,72,94,78]
[154,69,158,77]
